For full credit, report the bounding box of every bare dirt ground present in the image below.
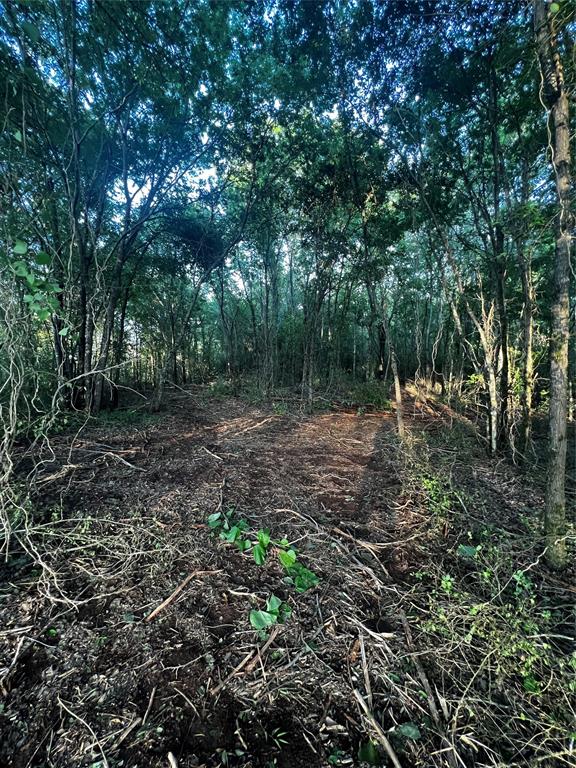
[1,389,574,768]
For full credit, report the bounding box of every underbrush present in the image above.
[94,406,160,429]
[393,436,576,767]
[203,375,394,414]
[348,380,392,411]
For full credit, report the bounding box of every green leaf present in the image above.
[523,675,540,693]
[358,741,381,765]
[286,561,319,592]
[13,240,27,255]
[221,525,241,542]
[249,610,276,631]
[396,722,421,741]
[37,308,51,322]
[278,602,292,623]
[235,538,250,552]
[278,548,297,569]
[266,594,282,614]
[13,261,29,277]
[207,512,222,529]
[35,252,51,266]
[253,543,267,565]
[457,544,478,559]
[58,327,69,337]
[21,21,40,43]
[257,529,271,548]
[13,130,22,142]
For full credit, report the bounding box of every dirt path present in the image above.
[1,393,573,768]
[1,397,418,767]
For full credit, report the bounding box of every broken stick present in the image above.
[145,570,221,622]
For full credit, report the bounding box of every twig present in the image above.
[333,526,422,551]
[243,625,281,675]
[142,686,156,725]
[58,697,109,768]
[399,612,442,725]
[209,626,280,697]
[349,617,394,641]
[203,446,223,461]
[110,717,142,751]
[99,452,146,472]
[145,571,221,622]
[399,611,460,768]
[359,633,373,709]
[353,689,403,768]
[230,416,276,437]
[0,635,25,684]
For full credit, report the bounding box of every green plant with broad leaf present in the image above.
[11,240,62,325]
[252,528,271,564]
[275,539,319,592]
[283,560,320,592]
[250,594,292,635]
[207,509,250,552]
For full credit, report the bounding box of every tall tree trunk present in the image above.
[91,252,124,413]
[366,282,404,437]
[382,308,404,438]
[534,0,572,569]
[519,256,535,456]
[493,227,510,449]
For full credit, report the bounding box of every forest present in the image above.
[0,1,574,767]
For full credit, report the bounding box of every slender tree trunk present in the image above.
[110,281,131,409]
[493,228,510,449]
[519,259,535,455]
[301,297,318,407]
[485,362,499,456]
[91,254,124,413]
[366,281,404,436]
[382,309,404,438]
[535,0,572,569]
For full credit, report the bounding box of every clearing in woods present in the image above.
[0,389,574,768]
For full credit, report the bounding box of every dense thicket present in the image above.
[1,0,574,566]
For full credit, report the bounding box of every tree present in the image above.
[534,0,572,569]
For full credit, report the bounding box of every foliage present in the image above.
[283,560,320,593]
[250,594,292,633]
[208,508,251,552]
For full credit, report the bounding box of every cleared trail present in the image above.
[1,391,572,768]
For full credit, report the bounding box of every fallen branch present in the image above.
[333,526,422,551]
[399,611,459,768]
[230,416,276,437]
